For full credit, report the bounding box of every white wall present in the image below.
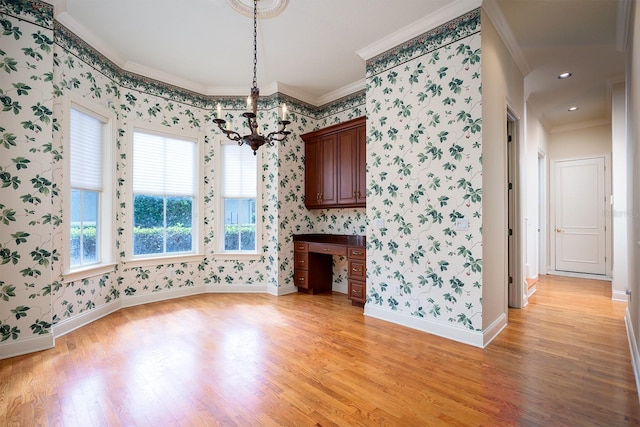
[548,124,612,159]
[481,9,525,335]
[524,104,550,281]
[612,82,629,301]
[625,0,640,391]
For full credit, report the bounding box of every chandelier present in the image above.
[213,0,291,155]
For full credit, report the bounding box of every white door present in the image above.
[553,157,606,274]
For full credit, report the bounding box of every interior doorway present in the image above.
[507,111,524,308]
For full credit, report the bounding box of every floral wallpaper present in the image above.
[364,9,482,333]
[0,1,55,348]
[0,0,365,356]
[1,0,482,356]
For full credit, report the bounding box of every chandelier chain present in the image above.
[252,0,258,89]
[213,0,290,154]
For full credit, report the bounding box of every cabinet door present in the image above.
[356,125,367,204]
[318,134,337,206]
[337,128,358,205]
[304,138,321,208]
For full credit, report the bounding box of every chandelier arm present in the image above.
[213,119,243,142]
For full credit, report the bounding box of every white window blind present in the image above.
[70,108,103,190]
[221,143,256,198]
[133,131,195,196]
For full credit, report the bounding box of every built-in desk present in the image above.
[293,234,366,306]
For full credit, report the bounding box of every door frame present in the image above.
[548,154,612,277]
[538,150,547,276]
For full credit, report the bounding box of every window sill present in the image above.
[124,254,205,269]
[64,263,117,283]
[213,252,263,261]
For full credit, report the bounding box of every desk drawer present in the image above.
[308,242,346,256]
[349,280,365,303]
[348,247,366,260]
[294,242,308,252]
[294,270,308,289]
[294,252,308,269]
[348,260,365,280]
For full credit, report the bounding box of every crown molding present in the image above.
[49,0,366,107]
[317,79,366,106]
[356,0,481,61]
[55,11,127,68]
[124,61,209,94]
[481,0,531,77]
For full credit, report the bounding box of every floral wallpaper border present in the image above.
[366,9,480,78]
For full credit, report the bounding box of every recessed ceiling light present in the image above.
[568,106,579,111]
[558,72,573,79]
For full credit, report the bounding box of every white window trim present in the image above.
[214,139,263,257]
[63,96,116,280]
[126,122,205,263]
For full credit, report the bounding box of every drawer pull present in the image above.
[323,248,330,251]
[351,250,363,256]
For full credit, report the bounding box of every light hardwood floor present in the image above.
[1,275,638,426]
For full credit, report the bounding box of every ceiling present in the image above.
[51,0,628,130]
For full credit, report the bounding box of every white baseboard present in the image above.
[122,285,208,308]
[205,284,268,294]
[54,300,121,338]
[625,307,640,401]
[275,284,298,295]
[483,313,507,347]
[0,334,54,359]
[612,289,629,302]
[333,283,348,294]
[364,305,484,348]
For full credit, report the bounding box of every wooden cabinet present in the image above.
[302,116,365,209]
[293,241,332,294]
[293,234,366,307]
[304,134,337,208]
[347,246,366,306]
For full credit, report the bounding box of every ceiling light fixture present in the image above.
[558,72,572,79]
[213,0,290,155]
[568,106,579,111]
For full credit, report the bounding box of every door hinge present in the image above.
[508,276,513,284]
[508,135,512,143]
[508,182,513,190]
[509,228,513,236]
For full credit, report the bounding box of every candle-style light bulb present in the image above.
[247,96,252,110]
[282,104,287,121]
[217,103,222,119]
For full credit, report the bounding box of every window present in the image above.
[220,143,258,252]
[132,130,197,257]
[69,107,106,269]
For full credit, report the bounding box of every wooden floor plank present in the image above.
[0,274,638,425]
